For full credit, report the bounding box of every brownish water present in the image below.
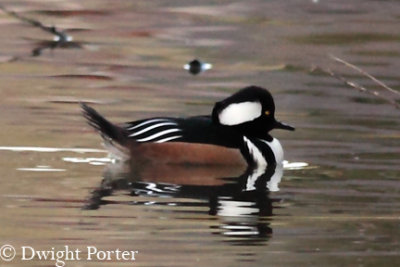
[0,0,399,266]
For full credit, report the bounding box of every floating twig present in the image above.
[0,5,80,59]
[330,54,400,97]
[0,5,72,42]
[310,65,400,110]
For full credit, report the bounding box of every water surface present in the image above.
[0,0,399,266]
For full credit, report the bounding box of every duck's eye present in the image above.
[265,110,270,116]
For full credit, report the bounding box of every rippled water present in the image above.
[0,0,399,266]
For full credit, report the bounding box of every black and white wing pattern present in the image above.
[124,118,184,143]
[124,115,244,147]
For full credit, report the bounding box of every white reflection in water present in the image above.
[268,163,283,192]
[222,224,260,237]
[62,157,112,166]
[218,200,258,217]
[17,166,66,172]
[246,163,284,192]
[283,160,309,170]
[0,146,106,153]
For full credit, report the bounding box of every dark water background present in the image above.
[0,0,399,266]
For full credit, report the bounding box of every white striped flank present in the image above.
[128,118,170,130]
[242,138,284,192]
[243,136,284,166]
[129,122,178,137]
[243,136,267,167]
[261,138,284,163]
[135,129,182,142]
[155,135,182,143]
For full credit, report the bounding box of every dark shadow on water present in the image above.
[85,162,284,245]
[29,39,83,57]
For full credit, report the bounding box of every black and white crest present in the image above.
[218,101,262,126]
[212,86,275,127]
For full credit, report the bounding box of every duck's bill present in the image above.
[274,120,295,131]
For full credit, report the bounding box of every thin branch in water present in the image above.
[310,65,400,110]
[0,5,72,42]
[329,54,400,97]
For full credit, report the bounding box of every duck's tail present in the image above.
[81,103,130,159]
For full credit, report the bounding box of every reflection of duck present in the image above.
[82,86,294,167]
[85,161,283,243]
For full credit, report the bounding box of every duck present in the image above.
[81,86,294,167]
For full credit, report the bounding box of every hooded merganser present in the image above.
[81,86,295,167]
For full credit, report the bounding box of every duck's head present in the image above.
[212,86,295,137]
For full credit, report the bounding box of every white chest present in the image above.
[243,136,284,166]
[262,138,284,163]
